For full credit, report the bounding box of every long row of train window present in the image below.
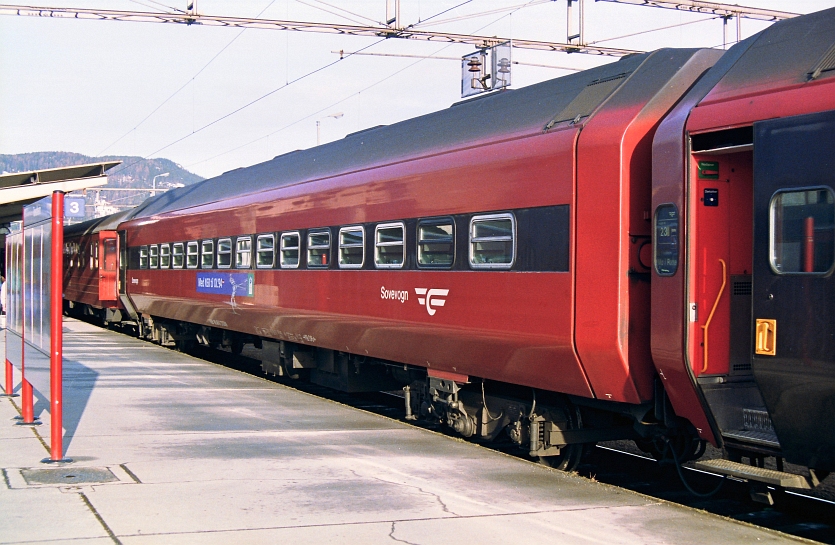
[138,213,516,271]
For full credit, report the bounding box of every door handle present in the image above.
[755,319,777,356]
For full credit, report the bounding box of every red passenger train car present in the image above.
[63,210,132,325]
[64,9,835,488]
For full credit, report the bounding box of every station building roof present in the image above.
[0,161,119,225]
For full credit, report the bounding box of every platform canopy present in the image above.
[0,161,119,225]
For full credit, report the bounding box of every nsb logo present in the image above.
[414,288,449,316]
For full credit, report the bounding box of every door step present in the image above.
[695,458,810,489]
[723,429,780,448]
[742,408,775,433]
[723,408,781,448]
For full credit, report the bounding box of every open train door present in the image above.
[116,229,140,323]
[98,231,118,302]
[752,109,835,472]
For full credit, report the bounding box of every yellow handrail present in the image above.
[701,259,727,374]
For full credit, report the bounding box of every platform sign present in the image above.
[7,196,54,367]
[64,195,86,218]
[5,191,69,461]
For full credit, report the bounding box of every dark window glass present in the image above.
[201,240,214,268]
[236,237,252,269]
[217,238,232,268]
[256,235,275,268]
[159,244,171,269]
[149,245,159,269]
[307,231,330,268]
[771,188,835,274]
[186,241,199,269]
[375,223,404,268]
[470,214,515,268]
[418,220,454,268]
[339,227,364,268]
[280,232,300,268]
[172,243,185,269]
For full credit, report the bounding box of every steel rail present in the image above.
[0,4,642,56]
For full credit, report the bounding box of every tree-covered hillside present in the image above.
[0,152,204,219]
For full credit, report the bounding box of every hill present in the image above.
[0,152,205,219]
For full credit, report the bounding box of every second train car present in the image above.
[63,9,835,490]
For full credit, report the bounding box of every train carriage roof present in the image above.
[698,7,835,106]
[124,48,708,221]
[65,208,135,237]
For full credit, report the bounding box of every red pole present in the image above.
[21,379,34,421]
[803,216,815,273]
[49,191,65,461]
[3,359,13,396]
[19,217,36,425]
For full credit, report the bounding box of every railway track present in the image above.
[177,341,835,544]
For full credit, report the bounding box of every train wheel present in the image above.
[231,340,244,355]
[638,429,703,465]
[538,444,585,472]
[535,402,586,472]
[175,339,195,353]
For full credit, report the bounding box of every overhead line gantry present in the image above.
[0,3,641,56]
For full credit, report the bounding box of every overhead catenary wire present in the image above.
[305,0,381,26]
[294,0,373,27]
[125,0,181,13]
[117,1,507,174]
[411,0,550,28]
[188,1,544,169]
[331,50,583,71]
[97,0,278,156]
[587,14,721,45]
[109,36,389,176]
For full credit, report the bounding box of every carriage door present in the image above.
[752,109,835,469]
[98,231,118,302]
[690,133,754,378]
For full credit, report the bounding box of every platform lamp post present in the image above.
[316,113,343,146]
[152,172,169,197]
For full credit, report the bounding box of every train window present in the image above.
[186,241,199,269]
[149,245,159,269]
[236,237,252,269]
[139,246,149,269]
[770,187,835,274]
[172,243,185,269]
[307,230,330,268]
[339,226,365,268]
[375,223,405,268]
[654,204,679,276]
[418,219,454,268]
[256,234,275,268]
[280,232,300,268]
[217,238,232,268]
[159,244,171,269]
[201,240,214,268]
[469,214,515,269]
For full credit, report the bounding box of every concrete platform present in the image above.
[0,318,808,544]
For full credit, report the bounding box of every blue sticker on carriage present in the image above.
[196,272,254,297]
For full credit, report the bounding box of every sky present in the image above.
[1,0,834,180]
